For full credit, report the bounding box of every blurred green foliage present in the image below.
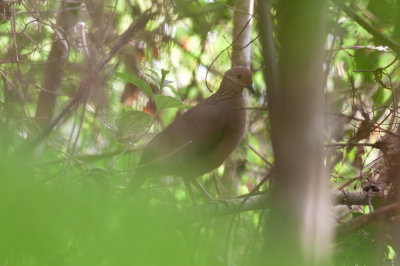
[0,0,400,264]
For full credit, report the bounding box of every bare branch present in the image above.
[335,1,400,55]
[338,202,400,234]
[195,190,379,219]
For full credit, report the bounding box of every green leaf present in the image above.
[347,147,356,163]
[115,72,154,97]
[162,79,174,86]
[145,68,161,81]
[154,95,184,110]
[144,73,160,88]
[161,69,169,77]
[161,69,169,85]
[165,84,179,97]
[387,245,396,260]
[116,111,153,140]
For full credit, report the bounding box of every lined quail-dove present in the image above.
[127,66,254,200]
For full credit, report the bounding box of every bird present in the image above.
[127,66,254,202]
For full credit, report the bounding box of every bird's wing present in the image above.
[140,99,227,171]
[127,98,226,192]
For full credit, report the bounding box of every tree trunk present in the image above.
[231,0,254,68]
[260,0,333,264]
[221,0,254,196]
[34,1,80,128]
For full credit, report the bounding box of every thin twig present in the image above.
[335,1,400,55]
[248,144,273,169]
[325,142,378,148]
[205,13,254,92]
[338,202,400,234]
[17,11,153,153]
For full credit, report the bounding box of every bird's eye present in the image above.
[236,74,242,79]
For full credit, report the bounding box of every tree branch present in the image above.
[337,202,400,234]
[18,11,153,153]
[257,0,278,103]
[196,190,376,219]
[335,1,400,55]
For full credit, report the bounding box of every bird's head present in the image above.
[224,66,254,94]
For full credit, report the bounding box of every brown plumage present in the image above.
[127,66,253,195]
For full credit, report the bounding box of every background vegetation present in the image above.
[1,0,400,265]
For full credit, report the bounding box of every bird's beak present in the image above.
[247,84,255,95]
